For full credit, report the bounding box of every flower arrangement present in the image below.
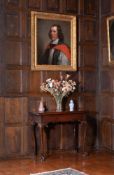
[40,74,77,111]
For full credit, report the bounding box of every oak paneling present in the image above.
[101,70,112,92]
[112,125,114,149]
[0,124,5,156]
[5,0,20,9]
[5,41,22,65]
[0,97,4,123]
[5,41,29,65]
[5,126,21,155]
[48,124,61,150]
[79,17,97,42]
[0,0,99,157]
[101,0,110,14]
[101,17,107,47]
[5,70,29,94]
[78,96,84,111]
[84,19,97,41]
[28,0,41,9]
[84,71,96,92]
[29,96,56,113]
[29,97,41,113]
[5,97,28,124]
[100,96,113,116]
[83,45,97,66]
[84,95,96,111]
[0,70,4,95]
[101,118,112,150]
[110,0,114,13]
[62,124,75,150]
[0,0,2,7]
[46,0,60,11]
[26,14,31,38]
[65,0,78,13]
[23,126,35,154]
[101,47,108,66]
[84,0,97,15]
[5,12,21,37]
[49,124,75,150]
[0,13,4,39]
[100,0,114,151]
[0,40,4,64]
[29,72,42,95]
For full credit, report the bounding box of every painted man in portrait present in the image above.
[39,24,71,65]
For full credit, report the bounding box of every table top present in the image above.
[29,110,89,125]
[29,110,87,116]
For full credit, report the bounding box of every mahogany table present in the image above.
[29,111,88,161]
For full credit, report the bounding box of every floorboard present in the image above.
[0,151,114,175]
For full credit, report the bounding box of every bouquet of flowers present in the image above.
[40,75,77,111]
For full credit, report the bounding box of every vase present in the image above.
[54,96,63,112]
[38,98,45,112]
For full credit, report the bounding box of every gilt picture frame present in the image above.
[107,16,114,64]
[31,11,77,71]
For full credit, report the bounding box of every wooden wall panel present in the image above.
[83,45,97,66]
[5,0,20,8]
[112,126,114,150]
[101,0,110,14]
[26,15,31,39]
[101,118,114,151]
[62,124,75,150]
[78,96,84,111]
[29,72,41,95]
[0,97,4,123]
[79,17,97,42]
[46,0,60,11]
[100,96,113,116]
[28,0,41,9]
[4,97,29,156]
[23,126,35,154]
[5,41,22,65]
[0,0,99,157]
[0,41,4,65]
[101,18,107,47]
[110,0,114,12]
[0,124,5,156]
[5,41,29,65]
[84,71,96,92]
[5,12,21,37]
[65,0,78,13]
[84,95,97,111]
[101,118,112,150]
[84,0,97,15]
[84,19,97,41]
[0,0,2,8]
[5,127,21,155]
[0,70,4,95]
[0,13,4,39]
[29,96,56,113]
[45,96,57,111]
[100,0,114,151]
[49,124,75,150]
[5,70,29,94]
[101,70,112,92]
[101,47,108,66]
[29,97,41,113]
[5,98,28,124]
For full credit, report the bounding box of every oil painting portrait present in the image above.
[31,12,77,71]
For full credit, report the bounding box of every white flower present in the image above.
[40,78,77,98]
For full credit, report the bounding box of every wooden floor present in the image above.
[0,151,114,175]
